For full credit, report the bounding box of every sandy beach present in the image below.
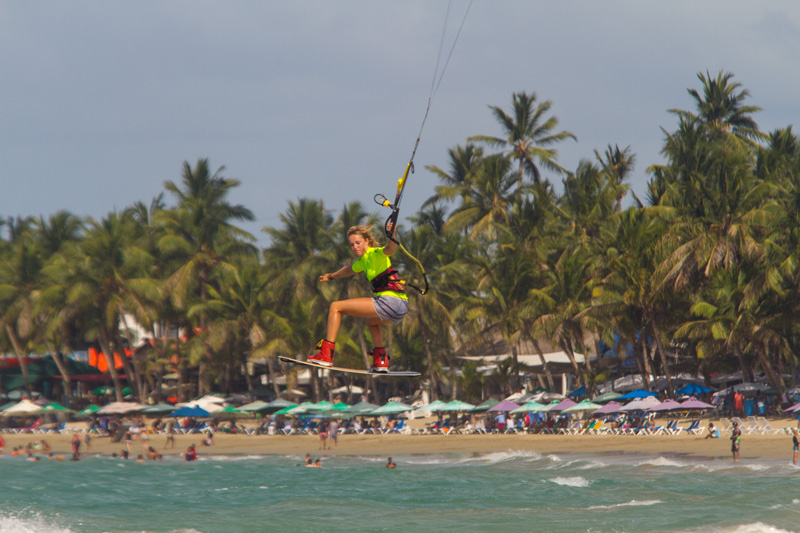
[4,417,798,463]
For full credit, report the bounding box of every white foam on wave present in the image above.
[635,456,690,468]
[0,513,73,533]
[588,499,662,510]
[713,523,795,533]
[548,476,591,487]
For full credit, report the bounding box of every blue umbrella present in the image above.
[167,405,210,418]
[617,389,659,400]
[675,383,712,395]
[568,385,586,397]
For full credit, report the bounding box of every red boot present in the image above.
[369,347,389,373]
[308,339,335,367]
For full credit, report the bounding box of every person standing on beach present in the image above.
[731,421,741,462]
[792,429,798,466]
[328,420,338,450]
[308,223,408,373]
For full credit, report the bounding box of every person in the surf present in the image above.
[308,221,408,373]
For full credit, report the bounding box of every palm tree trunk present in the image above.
[97,330,124,402]
[531,338,556,390]
[638,334,653,391]
[651,323,674,396]
[43,340,73,399]
[754,346,784,395]
[561,340,584,387]
[420,320,438,401]
[6,325,33,397]
[511,343,521,392]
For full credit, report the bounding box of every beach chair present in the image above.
[558,420,582,435]
[14,418,43,434]
[675,419,702,435]
[745,416,760,435]
[755,417,778,435]
[717,417,733,432]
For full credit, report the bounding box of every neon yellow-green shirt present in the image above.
[352,247,408,300]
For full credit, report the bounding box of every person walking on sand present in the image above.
[308,222,409,373]
[792,429,799,466]
[731,421,742,462]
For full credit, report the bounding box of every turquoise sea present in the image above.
[1,450,798,532]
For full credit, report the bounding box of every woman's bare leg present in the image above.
[326,298,381,341]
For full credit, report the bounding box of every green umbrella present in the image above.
[305,401,334,412]
[238,400,274,413]
[370,401,414,415]
[344,401,379,414]
[322,403,353,419]
[510,401,547,414]
[417,400,449,412]
[440,400,476,412]
[262,398,297,411]
[472,398,500,412]
[36,402,73,414]
[562,399,603,413]
[213,405,248,417]
[592,391,622,403]
[76,404,102,417]
[278,402,314,416]
[141,402,176,414]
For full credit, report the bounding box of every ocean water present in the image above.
[1,450,798,533]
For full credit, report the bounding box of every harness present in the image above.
[370,267,406,295]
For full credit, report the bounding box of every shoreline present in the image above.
[3,429,797,463]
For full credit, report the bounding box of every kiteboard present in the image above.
[278,356,420,377]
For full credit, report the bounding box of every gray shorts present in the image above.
[373,296,409,324]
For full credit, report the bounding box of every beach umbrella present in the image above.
[1,399,44,416]
[97,402,147,415]
[213,404,248,418]
[0,401,18,412]
[167,405,211,418]
[510,401,548,414]
[262,398,297,411]
[547,399,578,412]
[237,400,272,413]
[647,399,682,412]
[532,391,567,402]
[678,398,715,410]
[617,389,659,400]
[562,399,602,413]
[620,396,661,411]
[141,402,176,414]
[785,402,800,412]
[472,398,500,412]
[75,404,102,417]
[592,401,623,415]
[36,402,73,414]
[487,399,521,412]
[343,401,379,414]
[592,391,622,403]
[370,401,414,416]
[733,382,769,393]
[440,400,476,412]
[417,400,450,412]
[305,401,335,412]
[675,383,713,395]
[280,402,315,416]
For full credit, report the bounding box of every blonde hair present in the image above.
[347,225,380,248]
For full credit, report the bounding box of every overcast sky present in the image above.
[2,1,799,247]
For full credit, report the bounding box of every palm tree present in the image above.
[469,91,576,190]
[670,70,764,143]
[595,145,636,212]
[157,159,255,394]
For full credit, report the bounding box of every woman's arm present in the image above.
[319,265,355,283]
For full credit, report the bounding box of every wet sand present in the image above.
[4,418,798,462]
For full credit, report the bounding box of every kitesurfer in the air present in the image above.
[308,221,408,372]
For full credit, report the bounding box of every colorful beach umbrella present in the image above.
[617,389,659,400]
[36,402,73,414]
[417,400,450,412]
[167,405,211,418]
[344,401,380,414]
[237,400,273,413]
[487,400,521,412]
[472,398,500,412]
[370,401,414,415]
[305,401,335,412]
[440,400,476,412]
[547,399,578,412]
[279,402,314,415]
[1,399,44,416]
[675,383,713,395]
[647,399,682,412]
[141,402,176,414]
[562,399,602,413]
[619,396,661,411]
[678,398,715,410]
[592,401,623,415]
[75,404,102,417]
[510,401,548,414]
[592,391,622,403]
